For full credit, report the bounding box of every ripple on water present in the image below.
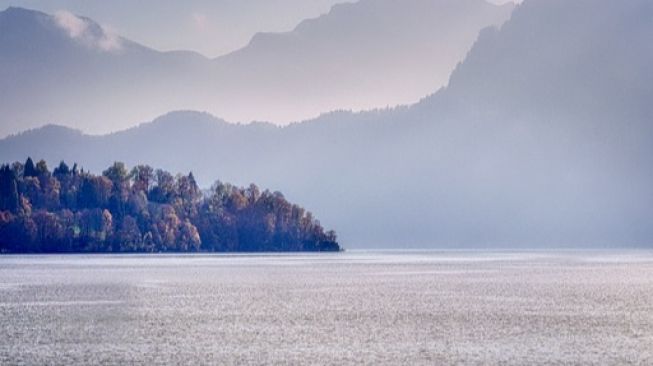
[0,251,652,365]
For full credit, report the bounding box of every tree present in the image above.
[40,176,61,210]
[0,211,15,252]
[24,157,37,178]
[103,162,130,215]
[35,160,50,178]
[156,205,180,250]
[79,176,101,208]
[0,160,340,253]
[175,172,201,219]
[11,162,24,178]
[149,169,175,203]
[0,165,20,212]
[53,161,70,178]
[178,220,201,251]
[101,209,114,241]
[102,162,129,186]
[131,165,154,193]
[32,210,63,252]
[117,215,142,252]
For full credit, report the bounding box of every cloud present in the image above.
[54,9,87,38]
[96,25,122,52]
[53,10,123,52]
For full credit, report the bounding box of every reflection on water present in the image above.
[1,251,652,365]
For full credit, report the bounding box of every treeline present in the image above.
[0,158,339,253]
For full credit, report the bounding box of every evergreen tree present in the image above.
[24,157,37,178]
[53,161,70,177]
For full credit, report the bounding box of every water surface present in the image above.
[1,251,652,365]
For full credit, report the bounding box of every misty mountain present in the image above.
[3,0,653,248]
[211,0,514,122]
[0,0,513,137]
[0,6,211,137]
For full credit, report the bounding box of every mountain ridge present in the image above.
[0,1,514,136]
[3,0,652,248]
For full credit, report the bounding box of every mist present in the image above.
[0,0,513,136]
[1,0,652,248]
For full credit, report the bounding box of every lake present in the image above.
[1,251,652,365]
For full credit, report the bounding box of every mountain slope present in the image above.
[0,7,212,136]
[211,0,515,122]
[2,0,652,248]
[0,1,514,136]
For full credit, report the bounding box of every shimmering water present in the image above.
[1,251,652,365]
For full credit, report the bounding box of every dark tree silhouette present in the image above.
[0,158,340,253]
[23,157,37,178]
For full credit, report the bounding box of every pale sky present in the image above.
[0,0,518,57]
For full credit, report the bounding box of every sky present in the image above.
[0,0,518,57]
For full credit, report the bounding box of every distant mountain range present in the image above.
[0,0,514,136]
[3,0,653,248]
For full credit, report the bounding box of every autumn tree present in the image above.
[0,159,340,253]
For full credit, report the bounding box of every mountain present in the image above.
[210,0,515,122]
[2,0,652,248]
[0,7,211,136]
[0,1,514,136]
[0,110,428,247]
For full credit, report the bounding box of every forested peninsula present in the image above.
[0,158,340,253]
